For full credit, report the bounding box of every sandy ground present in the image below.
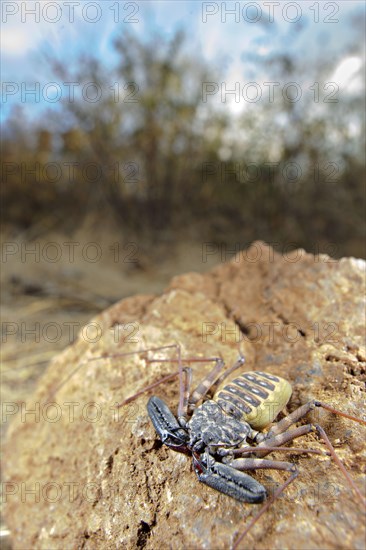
[0,224,220,547]
[1,224,220,394]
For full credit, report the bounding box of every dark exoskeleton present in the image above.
[148,394,268,503]
[144,350,366,546]
[147,355,296,504]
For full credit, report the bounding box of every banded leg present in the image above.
[259,399,366,506]
[229,414,366,547]
[252,421,365,507]
[193,453,298,550]
[205,352,246,399]
[229,456,297,475]
[187,358,225,413]
[177,367,192,425]
[223,424,317,460]
[144,350,245,421]
[188,354,246,414]
[256,424,316,455]
[118,346,222,408]
[230,458,299,550]
[236,424,366,508]
[265,399,366,439]
[231,425,366,550]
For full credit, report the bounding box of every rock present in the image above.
[3,242,366,549]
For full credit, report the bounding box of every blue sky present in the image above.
[1,1,365,122]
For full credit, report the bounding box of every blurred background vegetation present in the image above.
[1,12,365,399]
[2,28,365,258]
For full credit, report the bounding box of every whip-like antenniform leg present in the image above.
[231,401,366,548]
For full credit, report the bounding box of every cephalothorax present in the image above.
[121,344,366,548]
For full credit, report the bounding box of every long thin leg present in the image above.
[188,354,246,412]
[232,467,299,550]
[221,424,316,459]
[176,345,185,419]
[48,344,181,402]
[225,456,299,550]
[159,345,195,423]
[188,358,225,411]
[118,370,180,407]
[121,350,245,419]
[127,350,244,419]
[177,367,192,424]
[229,456,297,474]
[266,399,366,439]
[118,349,226,408]
[257,424,315,454]
[259,400,366,507]
[237,425,366,505]
[315,423,366,508]
[228,445,324,456]
[254,420,366,508]
[228,415,366,547]
[206,353,246,399]
[117,345,183,407]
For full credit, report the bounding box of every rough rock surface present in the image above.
[3,242,366,550]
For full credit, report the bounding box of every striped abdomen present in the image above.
[214,371,292,431]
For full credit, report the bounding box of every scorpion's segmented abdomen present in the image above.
[215,371,292,430]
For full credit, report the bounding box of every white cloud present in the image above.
[332,56,364,93]
[1,28,31,55]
